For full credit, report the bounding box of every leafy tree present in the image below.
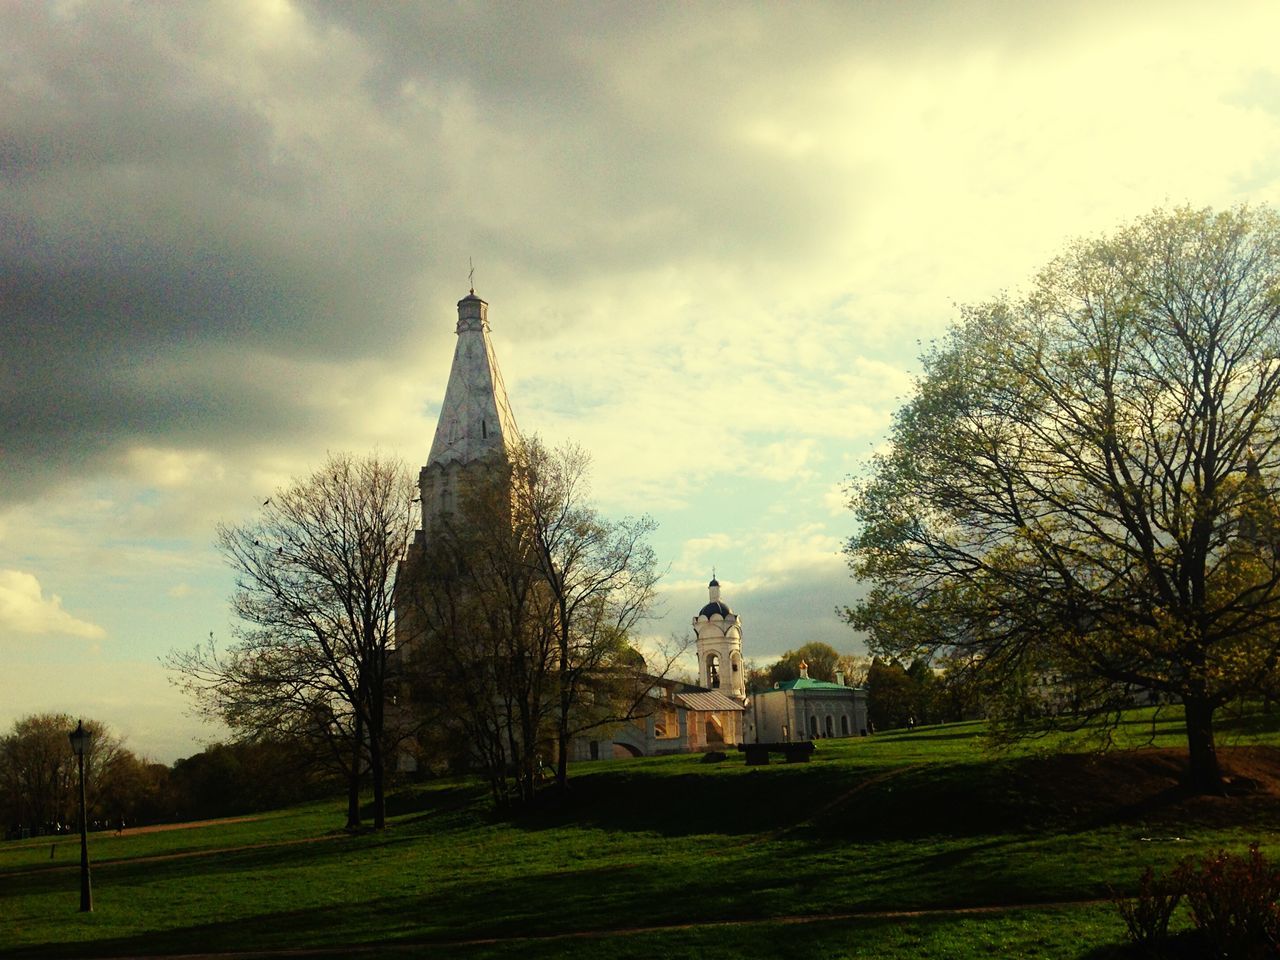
[168,453,416,828]
[167,741,322,820]
[757,643,843,687]
[866,658,916,730]
[847,206,1280,792]
[836,653,872,688]
[0,714,127,832]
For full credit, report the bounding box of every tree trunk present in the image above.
[555,614,571,792]
[555,692,570,791]
[1183,696,1224,795]
[369,736,385,831]
[346,712,364,830]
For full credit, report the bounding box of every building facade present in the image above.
[748,660,869,743]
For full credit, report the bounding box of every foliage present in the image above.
[167,452,417,829]
[166,740,328,821]
[1178,844,1280,958]
[0,714,132,834]
[753,642,843,688]
[1115,844,1280,959]
[866,657,915,729]
[1113,866,1182,957]
[846,205,1280,792]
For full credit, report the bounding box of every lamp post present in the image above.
[67,719,93,913]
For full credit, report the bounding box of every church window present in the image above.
[481,419,487,439]
[841,714,850,735]
[707,652,721,689]
[808,715,818,738]
[825,715,834,737]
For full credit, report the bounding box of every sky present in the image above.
[5,0,1280,762]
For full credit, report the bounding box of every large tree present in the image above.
[400,454,560,807]
[169,452,416,828]
[400,438,661,804]
[846,205,1280,793]
[751,643,843,689]
[514,441,660,791]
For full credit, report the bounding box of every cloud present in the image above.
[5,0,1280,759]
[0,570,106,640]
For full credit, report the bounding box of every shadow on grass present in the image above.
[513,764,867,837]
[3,882,1125,960]
[0,852,892,959]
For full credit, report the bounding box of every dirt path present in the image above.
[123,817,261,836]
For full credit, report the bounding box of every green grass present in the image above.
[3,705,1279,959]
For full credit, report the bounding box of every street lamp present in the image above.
[67,719,93,913]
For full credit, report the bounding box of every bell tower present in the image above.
[692,577,745,702]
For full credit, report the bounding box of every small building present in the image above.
[571,678,745,760]
[749,660,868,742]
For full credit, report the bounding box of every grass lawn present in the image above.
[2,705,1278,959]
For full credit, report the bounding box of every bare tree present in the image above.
[168,453,415,828]
[399,462,559,807]
[399,438,662,803]
[513,441,660,791]
[847,206,1280,793]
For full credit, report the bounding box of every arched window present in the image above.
[841,714,850,736]
[808,715,818,738]
[825,715,834,737]
[707,652,721,689]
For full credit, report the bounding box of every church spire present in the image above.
[426,292,519,467]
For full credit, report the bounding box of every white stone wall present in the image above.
[750,687,868,742]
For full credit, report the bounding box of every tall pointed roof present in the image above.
[426,293,519,467]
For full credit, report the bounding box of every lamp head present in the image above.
[68,719,91,757]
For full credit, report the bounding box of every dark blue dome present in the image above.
[699,601,732,617]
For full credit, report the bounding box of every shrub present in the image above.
[1177,843,1280,959]
[1113,866,1181,957]
[1117,845,1280,959]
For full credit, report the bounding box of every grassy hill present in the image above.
[3,707,1279,959]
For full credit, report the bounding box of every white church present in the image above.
[399,291,867,762]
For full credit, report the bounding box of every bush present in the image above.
[1177,844,1280,959]
[1117,845,1280,959]
[1113,866,1181,957]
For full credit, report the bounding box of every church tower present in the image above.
[414,291,519,542]
[396,291,519,655]
[693,578,745,702]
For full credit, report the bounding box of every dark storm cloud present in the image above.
[0,0,795,503]
[0,2,438,502]
[0,0,1144,504]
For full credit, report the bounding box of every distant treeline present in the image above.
[1,713,335,839]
